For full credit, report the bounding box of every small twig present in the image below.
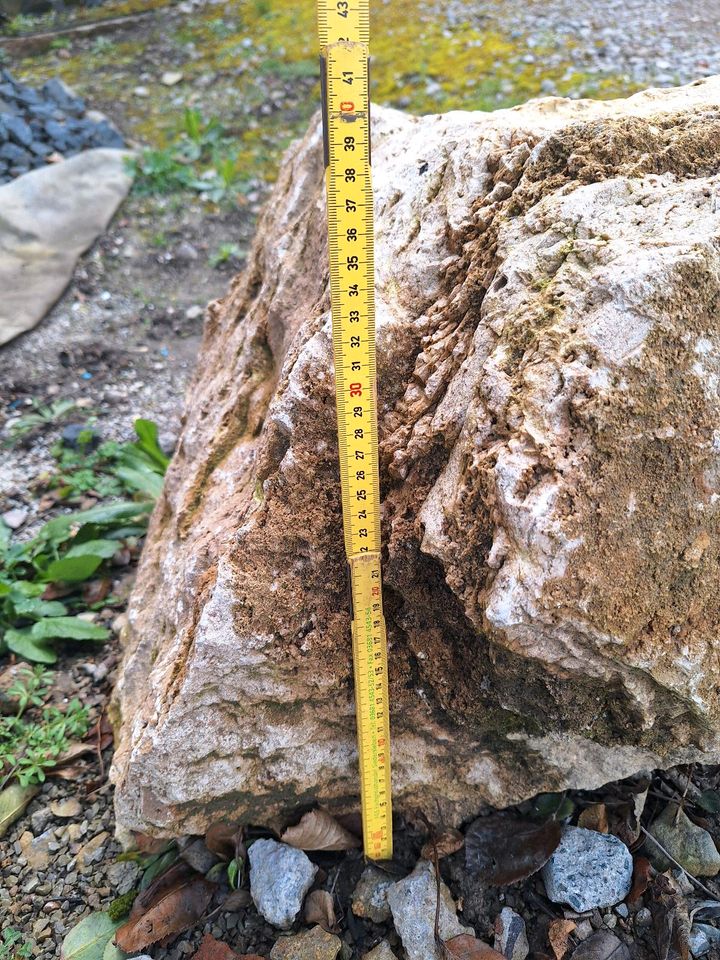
[640,826,720,900]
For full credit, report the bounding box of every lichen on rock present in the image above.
[111,77,720,839]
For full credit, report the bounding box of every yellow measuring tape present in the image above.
[317,0,392,861]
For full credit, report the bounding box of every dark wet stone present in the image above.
[0,142,32,164]
[4,115,33,149]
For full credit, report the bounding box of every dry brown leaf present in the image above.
[578,803,609,834]
[444,934,505,959]
[116,872,215,950]
[281,809,360,852]
[650,873,690,960]
[192,933,242,960]
[421,827,465,861]
[205,821,241,860]
[82,578,112,605]
[548,918,576,960]
[222,888,251,912]
[628,855,652,904]
[132,832,172,856]
[304,890,337,932]
[465,814,561,885]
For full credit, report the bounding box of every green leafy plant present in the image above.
[210,242,243,268]
[91,36,116,55]
[3,398,77,445]
[0,420,167,663]
[50,419,169,502]
[0,928,33,960]
[129,108,246,204]
[0,668,89,789]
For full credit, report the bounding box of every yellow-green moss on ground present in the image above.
[12,0,642,190]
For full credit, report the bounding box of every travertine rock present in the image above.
[112,77,720,839]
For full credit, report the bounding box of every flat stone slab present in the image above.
[0,148,132,346]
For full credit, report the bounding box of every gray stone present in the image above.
[2,507,27,529]
[4,114,33,148]
[19,828,54,871]
[647,804,720,876]
[106,860,140,895]
[542,827,633,911]
[494,907,529,960]
[0,148,133,346]
[362,943,397,960]
[689,923,720,957]
[0,142,31,165]
[386,860,471,960]
[351,866,392,923]
[248,838,318,930]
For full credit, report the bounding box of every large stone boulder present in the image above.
[111,78,720,839]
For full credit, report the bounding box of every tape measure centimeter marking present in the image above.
[324,41,380,559]
[320,37,393,861]
[317,0,369,45]
[351,552,392,861]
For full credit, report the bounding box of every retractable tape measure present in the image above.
[317,0,393,860]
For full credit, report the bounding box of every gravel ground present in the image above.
[475,0,720,91]
[3,0,720,956]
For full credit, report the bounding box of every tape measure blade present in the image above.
[351,553,393,860]
[317,0,369,47]
[320,30,392,862]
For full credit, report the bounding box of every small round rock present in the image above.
[542,826,633,912]
[248,838,318,930]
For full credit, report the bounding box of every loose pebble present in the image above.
[542,827,633,912]
[351,866,393,923]
[494,907,529,960]
[647,804,720,876]
[269,925,342,960]
[386,860,471,960]
[248,838,318,929]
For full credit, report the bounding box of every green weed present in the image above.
[209,242,243,268]
[0,666,88,789]
[0,419,168,664]
[0,928,33,960]
[129,108,247,204]
[4,398,77,445]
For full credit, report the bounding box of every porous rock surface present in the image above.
[112,77,720,838]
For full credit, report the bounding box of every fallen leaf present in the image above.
[82,578,112,605]
[465,814,561,885]
[133,857,185,906]
[192,933,241,960]
[548,918,576,960]
[102,942,127,960]
[116,870,215,951]
[444,934,505,959]
[627,855,652,904]
[650,873,690,960]
[0,783,38,839]
[578,803,609,834]
[304,890,337,932]
[61,912,119,960]
[421,826,465,861]
[132,832,171,855]
[221,888,251,912]
[570,931,630,960]
[281,809,361,852]
[139,848,180,890]
[205,820,241,859]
